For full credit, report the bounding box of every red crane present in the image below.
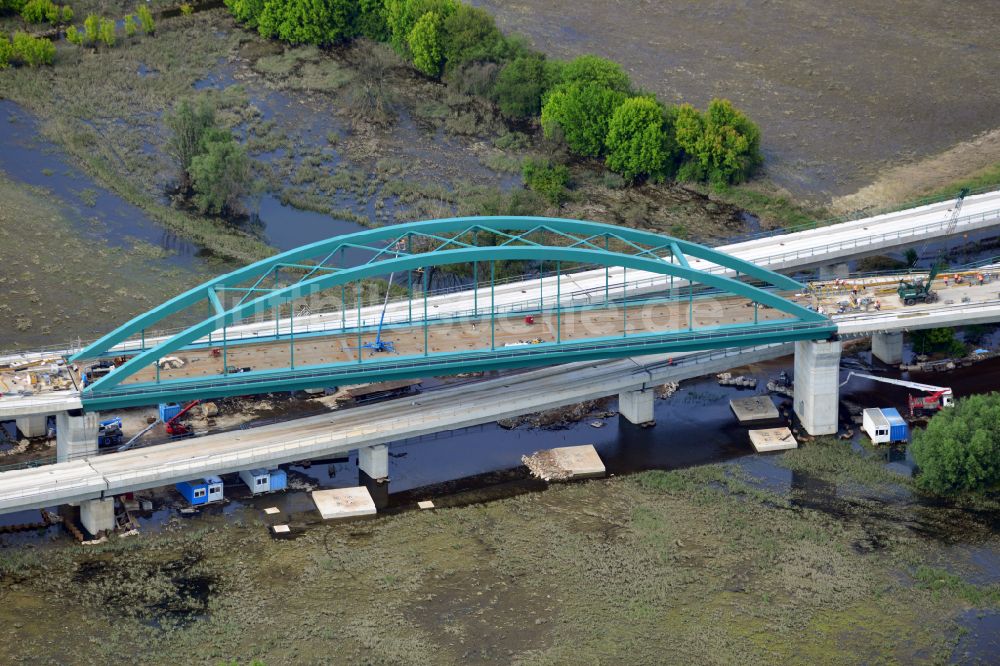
[165,400,201,437]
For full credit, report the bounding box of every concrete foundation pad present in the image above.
[417,500,435,510]
[312,487,377,520]
[264,507,280,515]
[748,428,798,453]
[272,524,290,534]
[730,396,780,423]
[523,444,606,481]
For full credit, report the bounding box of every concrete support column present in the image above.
[618,388,655,425]
[56,411,99,463]
[793,339,842,436]
[818,262,850,281]
[871,332,904,365]
[80,497,114,536]
[358,444,389,509]
[15,414,48,439]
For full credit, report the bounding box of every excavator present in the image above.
[840,372,953,417]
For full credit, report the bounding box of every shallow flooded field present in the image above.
[475,0,1000,200]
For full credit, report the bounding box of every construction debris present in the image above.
[522,445,606,481]
[655,382,679,399]
[717,372,757,388]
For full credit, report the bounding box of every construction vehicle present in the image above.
[840,372,953,416]
[360,272,396,354]
[897,263,940,306]
[97,417,124,448]
[81,360,115,387]
[165,400,201,438]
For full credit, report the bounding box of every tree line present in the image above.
[224,0,763,188]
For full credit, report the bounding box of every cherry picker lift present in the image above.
[840,371,953,417]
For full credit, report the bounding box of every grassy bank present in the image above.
[2,438,997,663]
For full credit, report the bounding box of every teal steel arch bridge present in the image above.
[72,217,836,410]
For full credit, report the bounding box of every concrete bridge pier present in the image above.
[15,414,48,439]
[358,444,389,509]
[871,332,904,365]
[56,411,99,463]
[80,498,115,536]
[793,339,842,436]
[818,262,850,281]
[618,389,654,425]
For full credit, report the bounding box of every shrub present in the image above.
[384,0,456,55]
[911,392,1000,494]
[136,4,155,34]
[225,0,265,27]
[407,10,443,76]
[65,24,82,45]
[99,17,116,47]
[0,0,27,13]
[257,0,358,45]
[492,53,560,119]
[11,31,55,66]
[541,81,626,157]
[83,13,99,43]
[190,135,251,214]
[356,0,388,40]
[675,98,762,185]
[59,3,70,21]
[124,14,136,37]
[522,157,570,205]
[559,54,630,91]
[605,96,679,182]
[20,0,55,23]
[910,327,966,357]
[440,4,503,71]
[0,37,10,69]
[180,2,193,15]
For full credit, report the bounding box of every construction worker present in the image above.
[978,273,984,286]
[874,299,881,311]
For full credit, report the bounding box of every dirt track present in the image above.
[475,0,1000,200]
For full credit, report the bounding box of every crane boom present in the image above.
[840,371,949,393]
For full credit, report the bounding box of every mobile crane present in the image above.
[840,372,953,416]
[165,400,201,438]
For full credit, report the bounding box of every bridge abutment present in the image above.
[793,339,842,435]
[15,414,48,439]
[618,389,654,425]
[871,332,904,365]
[56,411,98,462]
[80,497,114,536]
[358,444,389,509]
[818,262,850,281]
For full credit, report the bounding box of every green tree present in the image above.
[59,4,70,21]
[166,98,218,189]
[10,31,55,66]
[407,10,443,76]
[491,54,559,118]
[124,14,137,37]
[559,54,630,91]
[257,0,358,45]
[190,135,251,215]
[675,98,762,185]
[0,0,27,13]
[605,96,679,182]
[65,24,83,45]
[225,0,266,27]
[911,392,1000,494]
[522,158,570,205]
[99,17,116,47]
[0,37,11,69]
[83,13,99,44]
[910,327,965,356]
[384,0,456,55]
[136,4,155,34]
[541,81,627,157]
[356,0,388,41]
[440,4,503,71]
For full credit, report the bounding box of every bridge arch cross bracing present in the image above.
[73,217,834,409]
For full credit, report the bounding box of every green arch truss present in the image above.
[74,217,835,409]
